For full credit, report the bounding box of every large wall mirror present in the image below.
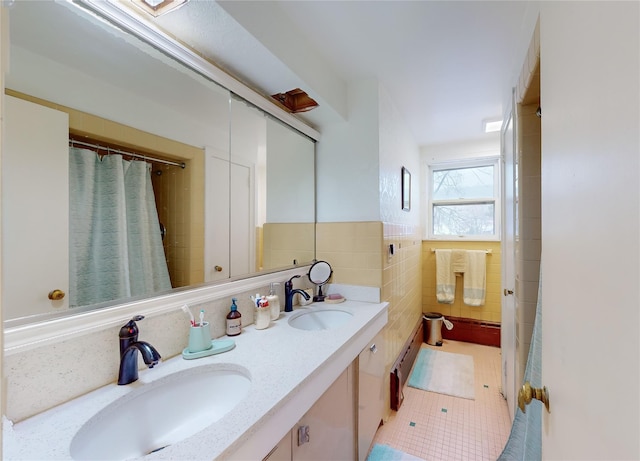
[3,1,316,326]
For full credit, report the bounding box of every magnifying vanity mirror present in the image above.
[2,1,317,327]
[308,261,333,302]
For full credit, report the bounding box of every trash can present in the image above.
[424,312,444,346]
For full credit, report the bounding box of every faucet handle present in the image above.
[120,315,144,336]
[286,274,301,286]
[119,315,145,355]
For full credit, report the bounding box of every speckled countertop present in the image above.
[3,298,388,461]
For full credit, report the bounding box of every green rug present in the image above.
[408,348,475,400]
[366,444,426,461]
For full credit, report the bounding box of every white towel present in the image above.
[451,249,468,272]
[463,250,486,306]
[435,249,455,303]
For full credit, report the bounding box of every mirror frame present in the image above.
[3,0,320,352]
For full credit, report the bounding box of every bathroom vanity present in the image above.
[3,299,387,460]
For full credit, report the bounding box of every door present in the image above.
[2,96,69,319]
[501,98,516,419]
[539,2,639,458]
[229,161,254,276]
[205,150,230,281]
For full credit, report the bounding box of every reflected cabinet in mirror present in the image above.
[3,1,316,324]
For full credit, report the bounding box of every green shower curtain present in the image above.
[69,147,172,307]
[498,271,542,460]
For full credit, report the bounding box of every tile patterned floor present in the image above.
[371,340,512,461]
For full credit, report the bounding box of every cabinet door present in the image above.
[292,366,355,460]
[358,331,386,461]
[263,430,292,461]
[2,96,69,319]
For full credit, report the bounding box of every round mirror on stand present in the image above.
[308,260,333,302]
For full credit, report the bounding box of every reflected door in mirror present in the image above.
[205,154,230,282]
[2,96,70,319]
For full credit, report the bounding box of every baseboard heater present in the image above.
[390,318,423,411]
[441,316,501,347]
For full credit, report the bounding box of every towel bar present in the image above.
[431,248,492,254]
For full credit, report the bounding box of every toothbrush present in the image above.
[199,309,205,327]
[181,304,195,327]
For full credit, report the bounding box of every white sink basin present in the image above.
[288,308,353,331]
[70,364,251,460]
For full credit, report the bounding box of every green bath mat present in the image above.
[366,444,426,461]
[408,347,475,400]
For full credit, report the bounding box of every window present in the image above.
[427,158,500,240]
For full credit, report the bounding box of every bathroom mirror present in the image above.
[2,1,316,326]
[308,261,333,302]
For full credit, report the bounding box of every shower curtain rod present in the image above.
[70,139,186,169]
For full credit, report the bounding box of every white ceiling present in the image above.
[10,0,533,147]
[149,0,533,146]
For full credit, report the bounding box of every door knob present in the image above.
[504,288,514,296]
[214,265,223,272]
[518,381,550,413]
[48,289,65,301]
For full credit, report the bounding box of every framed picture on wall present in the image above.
[402,166,411,211]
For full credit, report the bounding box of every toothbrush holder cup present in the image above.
[188,322,213,353]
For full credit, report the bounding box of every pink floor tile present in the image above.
[371,340,512,461]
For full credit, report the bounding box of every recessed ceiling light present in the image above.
[131,0,189,18]
[483,119,503,133]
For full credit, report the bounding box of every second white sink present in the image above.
[70,364,251,460]
[288,308,353,331]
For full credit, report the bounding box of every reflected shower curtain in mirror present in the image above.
[69,147,172,307]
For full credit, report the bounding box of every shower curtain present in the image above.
[498,270,542,460]
[69,147,172,307]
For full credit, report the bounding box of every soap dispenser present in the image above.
[267,282,281,320]
[226,298,242,336]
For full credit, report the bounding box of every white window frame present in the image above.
[426,157,501,241]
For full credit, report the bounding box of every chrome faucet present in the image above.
[284,275,311,312]
[118,315,161,385]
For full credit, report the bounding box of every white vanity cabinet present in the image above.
[3,299,388,461]
[263,432,292,461]
[357,331,386,460]
[264,364,356,461]
[261,329,387,461]
[292,365,355,460]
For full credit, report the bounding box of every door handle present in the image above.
[48,289,65,301]
[518,381,550,413]
[503,288,514,296]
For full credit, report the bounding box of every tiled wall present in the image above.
[263,223,315,269]
[6,90,206,289]
[153,153,205,288]
[316,221,423,417]
[422,241,502,323]
[515,101,541,386]
[316,222,384,287]
[513,24,541,386]
[381,223,423,368]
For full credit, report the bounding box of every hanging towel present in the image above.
[463,250,486,306]
[435,249,455,303]
[451,249,468,272]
